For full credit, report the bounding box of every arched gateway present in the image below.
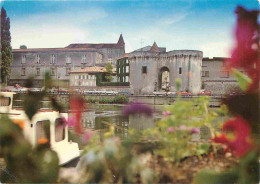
[158,67,170,91]
[128,42,203,95]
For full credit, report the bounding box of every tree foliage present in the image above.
[1,7,13,84]
[105,62,113,82]
[19,45,27,49]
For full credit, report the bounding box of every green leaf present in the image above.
[232,69,252,91]
[194,169,238,184]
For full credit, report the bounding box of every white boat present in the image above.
[0,92,80,166]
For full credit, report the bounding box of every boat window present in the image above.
[55,118,66,142]
[0,96,11,106]
[36,120,50,144]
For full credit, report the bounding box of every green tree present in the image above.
[20,45,27,49]
[1,7,13,84]
[105,62,113,82]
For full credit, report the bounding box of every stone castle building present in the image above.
[9,34,125,87]
[128,42,203,94]
[201,57,243,95]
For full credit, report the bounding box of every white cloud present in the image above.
[11,24,89,48]
[10,7,107,48]
[198,41,233,58]
[160,12,189,25]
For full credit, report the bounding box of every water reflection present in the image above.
[80,104,163,138]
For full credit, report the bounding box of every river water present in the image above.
[80,104,164,137]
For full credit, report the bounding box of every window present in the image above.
[55,118,65,142]
[75,75,79,79]
[126,76,129,82]
[96,54,102,64]
[179,67,182,74]
[21,55,26,64]
[221,71,229,78]
[202,62,207,67]
[126,66,129,73]
[51,55,56,64]
[35,68,40,76]
[21,68,26,76]
[0,97,11,106]
[142,66,147,74]
[126,59,129,64]
[66,68,70,76]
[66,56,71,64]
[202,71,209,77]
[82,55,87,63]
[51,68,56,76]
[108,58,113,63]
[36,55,40,64]
[36,120,50,144]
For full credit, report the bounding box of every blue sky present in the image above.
[1,0,259,57]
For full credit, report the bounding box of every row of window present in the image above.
[20,68,71,76]
[118,66,129,74]
[74,74,96,80]
[202,71,230,78]
[118,76,129,82]
[21,54,90,64]
[36,118,65,143]
[75,81,95,86]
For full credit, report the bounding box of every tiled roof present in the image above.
[70,66,106,74]
[149,42,161,52]
[117,53,129,60]
[13,47,97,53]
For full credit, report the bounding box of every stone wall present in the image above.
[129,50,203,94]
[203,81,240,95]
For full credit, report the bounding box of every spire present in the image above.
[117,34,125,48]
[149,42,160,52]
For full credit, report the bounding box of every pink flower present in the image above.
[163,111,171,117]
[212,116,252,157]
[69,96,86,134]
[189,127,200,134]
[179,125,187,130]
[167,127,175,133]
[83,131,92,143]
[122,101,153,117]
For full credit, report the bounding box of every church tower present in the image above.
[117,34,125,48]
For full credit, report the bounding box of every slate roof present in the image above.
[132,45,166,52]
[12,48,97,53]
[66,34,125,49]
[13,34,125,52]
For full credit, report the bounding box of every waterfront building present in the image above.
[116,54,129,83]
[9,34,125,87]
[128,42,203,94]
[201,57,243,95]
[70,66,106,88]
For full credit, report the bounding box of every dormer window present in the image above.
[36,55,40,64]
[66,56,71,64]
[82,55,86,63]
[51,55,56,64]
[21,55,26,64]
